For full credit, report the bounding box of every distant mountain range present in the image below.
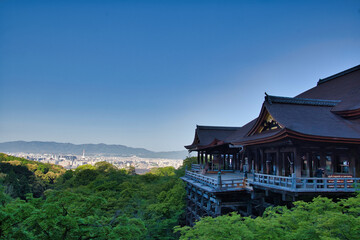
[0,141,188,159]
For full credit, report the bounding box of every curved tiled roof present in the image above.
[185,125,241,151]
[185,65,360,150]
[265,94,341,107]
[296,65,360,112]
[265,102,360,140]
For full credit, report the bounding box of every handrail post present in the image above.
[335,179,338,190]
[217,171,222,189]
[291,173,296,189]
[344,178,348,190]
[324,178,328,189]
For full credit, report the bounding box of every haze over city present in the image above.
[1,0,359,151]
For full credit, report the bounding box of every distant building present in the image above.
[182,65,360,225]
[81,149,86,160]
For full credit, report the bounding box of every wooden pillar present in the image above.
[331,151,336,174]
[219,154,223,170]
[200,151,204,165]
[281,152,285,176]
[352,147,360,177]
[227,154,231,170]
[248,151,252,173]
[320,149,326,170]
[251,156,254,173]
[260,149,264,173]
[276,148,280,176]
[294,147,301,177]
[306,152,310,177]
[247,203,253,216]
[211,154,214,170]
[226,154,229,170]
[194,190,198,214]
[200,191,204,214]
[266,153,270,174]
[215,200,221,216]
[206,199,211,215]
[238,153,242,171]
[224,154,227,170]
[240,152,244,172]
[255,150,259,173]
[197,151,200,164]
[228,154,231,170]
[205,153,208,166]
[234,153,238,170]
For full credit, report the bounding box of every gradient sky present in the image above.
[0,0,359,151]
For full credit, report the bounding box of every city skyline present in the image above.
[1,0,360,151]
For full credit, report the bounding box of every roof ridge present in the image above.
[196,125,241,130]
[264,94,341,107]
[317,64,360,85]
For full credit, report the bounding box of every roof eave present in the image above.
[232,128,360,146]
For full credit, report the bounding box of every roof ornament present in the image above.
[265,92,272,104]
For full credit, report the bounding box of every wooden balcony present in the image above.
[252,173,360,193]
[182,164,360,194]
[182,170,247,193]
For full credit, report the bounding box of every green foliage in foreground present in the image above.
[0,188,146,239]
[0,153,66,199]
[3,153,359,240]
[0,156,191,239]
[175,194,360,240]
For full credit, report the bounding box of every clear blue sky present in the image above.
[0,0,359,151]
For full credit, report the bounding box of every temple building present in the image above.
[181,65,360,226]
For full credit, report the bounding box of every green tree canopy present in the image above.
[175,194,360,240]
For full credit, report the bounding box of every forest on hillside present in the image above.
[0,153,359,240]
[0,153,195,239]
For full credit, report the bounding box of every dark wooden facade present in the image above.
[182,65,360,225]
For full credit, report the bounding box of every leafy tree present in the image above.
[150,166,176,177]
[0,189,147,239]
[176,157,197,176]
[175,194,360,240]
[94,161,117,174]
[0,153,189,239]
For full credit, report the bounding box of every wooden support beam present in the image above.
[265,153,270,174]
[351,147,360,177]
[281,152,285,176]
[294,147,301,177]
[306,152,310,177]
[276,147,280,175]
[260,149,264,173]
[234,153,238,170]
[215,204,221,216]
[331,151,336,175]
[255,150,259,173]
[247,203,253,216]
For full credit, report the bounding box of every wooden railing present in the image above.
[185,170,246,190]
[253,174,294,189]
[185,170,218,188]
[191,164,201,172]
[219,178,246,189]
[253,173,360,192]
